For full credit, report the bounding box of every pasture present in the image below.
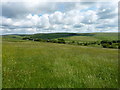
[2,40,118,88]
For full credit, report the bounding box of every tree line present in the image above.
[22,37,120,49]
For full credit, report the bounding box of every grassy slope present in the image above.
[93,33,118,40]
[2,35,24,42]
[2,41,118,88]
[30,32,119,41]
[63,36,99,42]
[63,33,118,42]
[2,33,118,42]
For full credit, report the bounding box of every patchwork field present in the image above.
[2,40,118,88]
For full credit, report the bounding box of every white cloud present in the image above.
[2,17,13,26]
[49,11,64,24]
[82,10,98,24]
[39,14,50,29]
[0,1,118,34]
[64,10,84,25]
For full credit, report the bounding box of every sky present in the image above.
[0,0,119,35]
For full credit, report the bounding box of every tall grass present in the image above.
[2,41,118,88]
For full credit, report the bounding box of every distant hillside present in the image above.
[2,32,119,42]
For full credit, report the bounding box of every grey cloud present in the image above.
[1,2,28,18]
[97,3,118,19]
[73,24,83,28]
[1,2,77,19]
[96,24,118,29]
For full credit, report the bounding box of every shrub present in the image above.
[57,39,65,44]
[72,41,75,43]
[100,40,109,44]
[22,37,31,40]
[51,40,58,43]
[101,43,110,48]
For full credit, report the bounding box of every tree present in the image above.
[22,37,31,40]
[57,39,65,44]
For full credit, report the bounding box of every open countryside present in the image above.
[2,33,119,88]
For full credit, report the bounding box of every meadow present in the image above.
[2,33,119,88]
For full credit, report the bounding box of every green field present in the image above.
[2,32,118,42]
[64,36,99,42]
[2,33,119,88]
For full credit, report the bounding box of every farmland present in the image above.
[2,33,119,88]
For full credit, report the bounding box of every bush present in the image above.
[22,37,33,40]
[101,43,110,48]
[108,42,112,45]
[112,40,117,43]
[83,43,88,46]
[57,39,65,44]
[72,41,75,43]
[101,40,109,44]
[51,40,58,43]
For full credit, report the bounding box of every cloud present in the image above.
[1,2,59,18]
[39,14,50,28]
[73,23,84,28]
[49,11,64,24]
[97,2,118,19]
[81,10,98,24]
[0,1,118,34]
[2,2,28,18]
